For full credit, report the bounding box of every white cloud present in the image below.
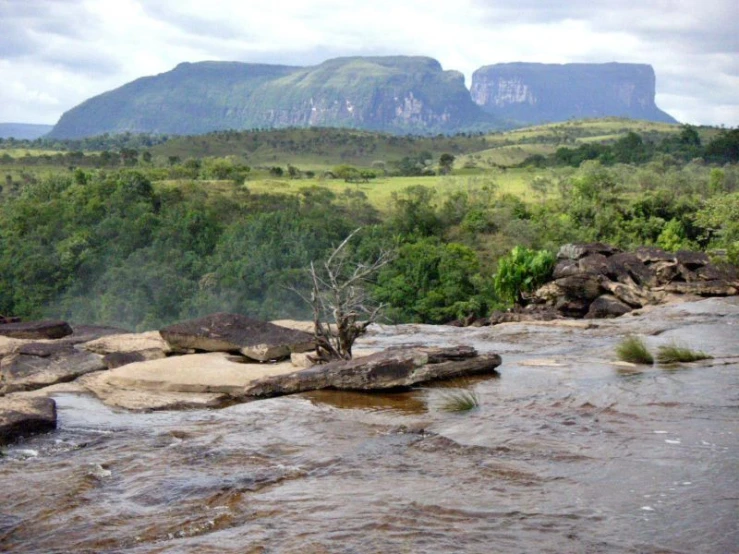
[0,0,736,126]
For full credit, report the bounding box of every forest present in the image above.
[1,120,737,330]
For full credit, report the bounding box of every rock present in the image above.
[552,259,580,279]
[81,331,172,356]
[600,280,661,308]
[606,252,655,287]
[660,281,738,296]
[676,250,710,269]
[0,346,106,394]
[290,351,317,369]
[62,325,130,345]
[0,320,73,340]
[102,349,167,369]
[80,372,229,411]
[578,253,610,276]
[0,397,56,444]
[585,295,632,319]
[554,298,592,317]
[651,260,681,285]
[246,346,502,398]
[557,243,620,260]
[91,352,299,396]
[160,313,315,361]
[0,336,34,357]
[634,246,675,264]
[535,274,603,313]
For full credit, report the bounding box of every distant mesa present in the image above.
[471,62,677,126]
[46,57,677,139]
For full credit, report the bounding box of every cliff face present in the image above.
[470,63,676,125]
[48,57,493,138]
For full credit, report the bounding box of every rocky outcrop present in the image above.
[470,62,677,125]
[246,346,502,398]
[0,343,106,394]
[160,313,315,361]
[0,320,73,340]
[0,397,56,445]
[531,243,738,319]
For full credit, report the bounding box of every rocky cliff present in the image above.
[470,63,676,126]
[48,57,493,138]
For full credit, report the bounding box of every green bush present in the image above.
[615,336,654,364]
[493,246,555,306]
[656,342,712,364]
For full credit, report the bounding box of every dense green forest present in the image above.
[1,121,737,330]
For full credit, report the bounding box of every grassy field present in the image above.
[209,170,539,212]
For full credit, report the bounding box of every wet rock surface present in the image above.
[160,313,315,361]
[0,396,56,444]
[1,297,737,554]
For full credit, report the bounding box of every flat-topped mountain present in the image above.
[47,58,678,139]
[470,62,677,126]
[48,57,492,138]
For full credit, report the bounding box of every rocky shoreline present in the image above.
[1,314,501,445]
[2,243,737,446]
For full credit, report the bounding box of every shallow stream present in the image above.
[1,298,737,553]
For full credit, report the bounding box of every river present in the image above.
[1,297,737,553]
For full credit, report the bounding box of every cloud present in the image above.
[0,0,736,126]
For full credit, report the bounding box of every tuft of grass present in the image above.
[438,388,480,412]
[656,342,712,364]
[615,335,654,365]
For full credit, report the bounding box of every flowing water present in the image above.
[1,298,738,553]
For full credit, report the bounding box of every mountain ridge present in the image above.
[47,57,676,139]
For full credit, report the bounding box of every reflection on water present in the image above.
[1,298,738,553]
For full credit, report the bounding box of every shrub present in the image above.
[656,342,712,364]
[615,336,654,364]
[493,246,555,306]
[438,388,480,412]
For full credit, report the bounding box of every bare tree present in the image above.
[293,228,394,362]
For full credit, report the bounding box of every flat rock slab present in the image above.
[95,352,299,396]
[0,347,106,394]
[81,331,172,356]
[160,313,315,361]
[0,320,73,340]
[80,372,229,411]
[102,349,167,369]
[0,397,56,445]
[246,346,502,398]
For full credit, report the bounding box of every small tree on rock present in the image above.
[294,228,394,362]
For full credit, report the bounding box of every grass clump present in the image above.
[438,388,480,413]
[615,335,654,365]
[656,342,712,364]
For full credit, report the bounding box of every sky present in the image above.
[1,0,737,127]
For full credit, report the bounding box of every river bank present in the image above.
[1,297,738,553]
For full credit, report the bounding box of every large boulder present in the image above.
[557,243,620,260]
[81,331,172,356]
[0,397,56,444]
[246,346,502,398]
[585,295,632,319]
[633,246,675,264]
[605,252,655,287]
[160,313,315,361]
[0,344,106,394]
[0,320,72,340]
